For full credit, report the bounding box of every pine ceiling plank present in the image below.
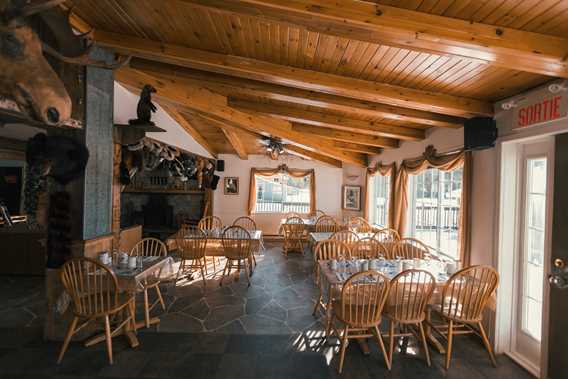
[333,141,383,155]
[180,0,568,77]
[95,30,491,117]
[228,98,421,141]
[285,144,343,168]
[291,123,399,148]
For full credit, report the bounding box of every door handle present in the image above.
[549,258,568,289]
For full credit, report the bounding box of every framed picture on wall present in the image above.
[224,177,239,195]
[342,185,361,211]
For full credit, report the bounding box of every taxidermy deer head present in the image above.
[0,0,129,126]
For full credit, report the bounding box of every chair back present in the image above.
[315,215,339,233]
[282,217,305,239]
[338,270,390,328]
[314,239,351,262]
[352,237,387,259]
[350,216,373,233]
[393,238,437,260]
[176,227,207,261]
[331,230,360,245]
[313,209,326,219]
[60,258,120,317]
[232,216,257,232]
[198,216,223,232]
[387,269,436,323]
[130,237,167,257]
[222,225,252,260]
[372,228,400,243]
[285,212,302,219]
[441,265,499,322]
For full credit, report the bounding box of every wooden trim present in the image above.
[116,68,367,166]
[228,98,421,141]
[130,59,465,129]
[96,31,492,117]
[182,0,568,77]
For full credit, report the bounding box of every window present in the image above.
[255,173,311,213]
[368,174,390,228]
[408,166,463,259]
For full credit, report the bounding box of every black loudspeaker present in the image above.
[464,117,498,151]
[216,160,225,172]
[210,175,220,190]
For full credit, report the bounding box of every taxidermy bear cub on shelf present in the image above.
[129,85,158,126]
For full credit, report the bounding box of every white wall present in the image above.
[113,83,212,158]
[213,154,345,234]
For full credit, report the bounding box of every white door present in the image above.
[511,141,553,375]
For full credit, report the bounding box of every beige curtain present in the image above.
[363,162,396,228]
[248,164,316,215]
[392,146,472,264]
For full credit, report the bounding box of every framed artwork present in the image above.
[342,185,361,211]
[224,177,239,195]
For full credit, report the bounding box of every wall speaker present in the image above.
[464,117,498,151]
[211,175,220,190]
[216,160,225,172]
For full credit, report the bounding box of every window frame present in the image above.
[368,173,391,228]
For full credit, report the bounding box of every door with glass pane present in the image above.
[513,142,551,372]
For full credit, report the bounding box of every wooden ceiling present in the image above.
[66,0,568,167]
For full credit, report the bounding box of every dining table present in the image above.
[317,258,451,355]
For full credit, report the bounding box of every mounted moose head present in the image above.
[0,0,129,126]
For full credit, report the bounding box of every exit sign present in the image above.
[514,95,567,129]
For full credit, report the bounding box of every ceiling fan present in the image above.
[259,136,286,160]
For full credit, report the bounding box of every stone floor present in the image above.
[0,242,534,378]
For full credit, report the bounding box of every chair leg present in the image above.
[477,321,497,367]
[445,320,454,370]
[374,326,391,371]
[325,313,334,341]
[220,259,229,286]
[57,316,78,364]
[104,315,113,365]
[388,319,395,367]
[128,299,137,333]
[312,291,322,316]
[245,260,252,287]
[155,285,166,311]
[418,322,431,367]
[200,265,207,290]
[143,289,150,328]
[338,326,349,374]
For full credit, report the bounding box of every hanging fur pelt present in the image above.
[46,191,72,268]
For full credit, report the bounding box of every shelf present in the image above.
[123,189,205,194]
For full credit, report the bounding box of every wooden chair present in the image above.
[385,269,436,367]
[352,237,388,259]
[220,226,253,286]
[327,270,391,373]
[349,216,373,233]
[176,227,208,289]
[393,238,439,260]
[130,238,167,329]
[285,211,302,219]
[431,265,499,370]
[372,228,400,258]
[282,216,305,256]
[197,216,223,271]
[312,239,351,316]
[57,258,136,365]
[233,216,261,267]
[331,230,360,246]
[315,215,339,233]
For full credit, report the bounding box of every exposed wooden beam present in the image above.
[181,0,568,77]
[115,68,367,166]
[285,144,342,168]
[333,141,383,155]
[131,59,465,129]
[291,123,399,148]
[160,104,218,158]
[198,116,248,160]
[229,98,420,141]
[95,30,492,117]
